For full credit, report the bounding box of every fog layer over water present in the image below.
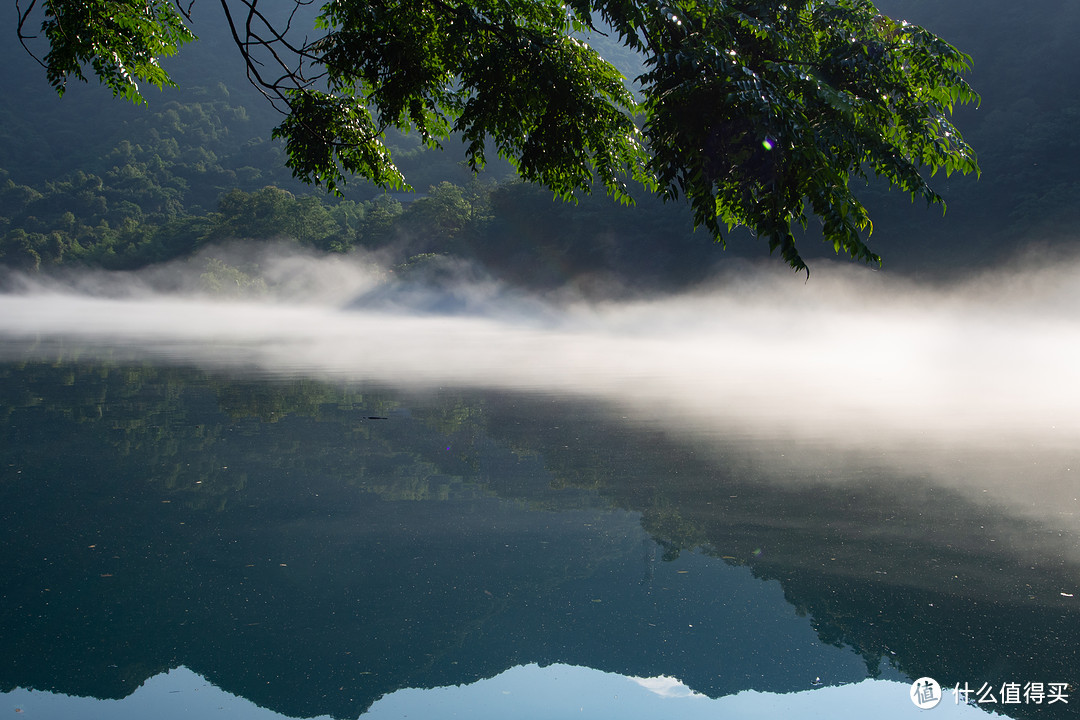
[2,245,1079,530]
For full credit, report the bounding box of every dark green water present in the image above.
[1,358,1077,719]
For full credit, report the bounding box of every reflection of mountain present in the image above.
[2,361,1077,719]
[0,361,865,719]
[482,399,1080,717]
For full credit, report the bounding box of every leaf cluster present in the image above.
[638,0,979,271]
[276,0,649,204]
[290,0,980,270]
[19,0,980,271]
[19,0,196,103]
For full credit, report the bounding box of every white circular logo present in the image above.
[910,677,942,709]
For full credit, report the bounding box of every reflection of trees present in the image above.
[0,361,635,717]
[481,397,1080,717]
[640,501,706,563]
[3,363,1078,720]
[213,375,379,422]
[0,361,487,506]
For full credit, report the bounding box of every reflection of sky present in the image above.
[2,665,994,720]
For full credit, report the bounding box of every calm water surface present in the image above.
[2,268,1079,718]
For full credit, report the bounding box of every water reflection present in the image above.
[3,664,989,720]
[3,257,1080,718]
[1,360,1077,718]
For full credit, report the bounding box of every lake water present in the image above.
[1,256,1078,719]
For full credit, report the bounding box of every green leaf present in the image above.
[26,0,979,271]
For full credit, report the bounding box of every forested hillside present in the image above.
[2,0,1078,286]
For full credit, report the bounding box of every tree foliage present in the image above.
[17,0,979,271]
[17,0,196,103]
[635,1,980,268]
